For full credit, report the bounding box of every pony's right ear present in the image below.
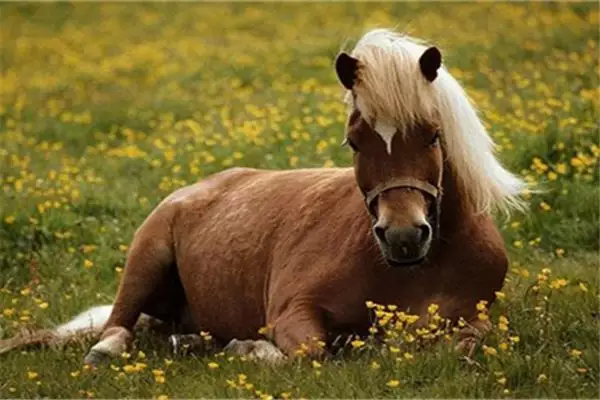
[335,52,359,90]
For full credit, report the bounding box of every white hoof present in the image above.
[224,339,286,364]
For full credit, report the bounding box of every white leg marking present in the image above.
[90,334,128,356]
[55,305,113,337]
[224,339,286,364]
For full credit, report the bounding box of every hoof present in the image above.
[224,339,286,365]
[169,334,205,356]
[83,349,111,367]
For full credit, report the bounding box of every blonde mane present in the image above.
[344,28,527,214]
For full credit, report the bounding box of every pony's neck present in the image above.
[438,162,479,238]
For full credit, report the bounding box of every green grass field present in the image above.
[0,2,598,398]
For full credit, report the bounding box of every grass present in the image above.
[0,2,598,398]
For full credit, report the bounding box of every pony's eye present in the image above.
[429,132,440,148]
[343,137,359,152]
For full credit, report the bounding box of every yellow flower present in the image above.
[549,279,568,289]
[311,360,321,369]
[4,215,15,224]
[157,395,169,400]
[3,308,15,317]
[84,259,94,269]
[497,377,507,385]
[569,349,582,358]
[554,248,565,257]
[498,342,509,351]
[123,364,137,373]
[386,379,400,388]
[403,352,414,360]
[494,291,506,301]
[537,374,547,383]
[38,302,49,309]
[427,303,439,314]
[371,361,380,370]
[27,371,39,380]
[351,339,365,348]
[207,362,219,369]
[482,345,498,356]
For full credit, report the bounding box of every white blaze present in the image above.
[354,94,397,155]
[374,119,396,155]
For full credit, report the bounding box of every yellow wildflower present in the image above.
[482,345,498,356]
[569,349,582,358]
[386,380,400,388]
[427,303,439,314]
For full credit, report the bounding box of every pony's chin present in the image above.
[385,256,426,268]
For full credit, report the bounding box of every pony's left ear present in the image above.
[419,46,442,82]
[335,52,359,90]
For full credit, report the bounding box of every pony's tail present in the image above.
[0,305,113,355]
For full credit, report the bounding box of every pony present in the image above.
[0,28,526,364]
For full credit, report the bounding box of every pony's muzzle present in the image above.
[374,221,432,266]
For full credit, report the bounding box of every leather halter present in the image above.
[364,177,440,211]
[364,177,442,238]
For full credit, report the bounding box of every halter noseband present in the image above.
[364,177,442,238]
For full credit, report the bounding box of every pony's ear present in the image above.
[335,52,359,90]
[419,46,442,82]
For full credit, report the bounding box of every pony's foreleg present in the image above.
[455,318,492,358]
[268,303,327,359]
[84,227,174,366]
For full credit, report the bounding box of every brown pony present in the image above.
[0,29,526,364]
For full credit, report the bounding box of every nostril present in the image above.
[416,223,431,243]
[374,226,387,243]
